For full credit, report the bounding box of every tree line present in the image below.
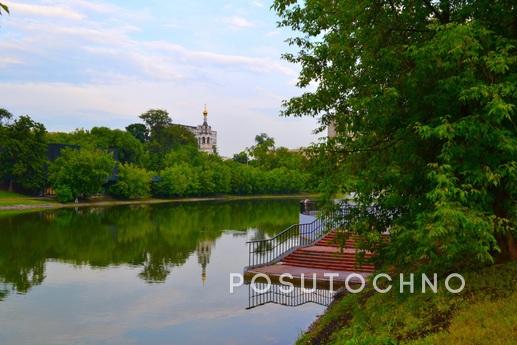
[0,108,314,202]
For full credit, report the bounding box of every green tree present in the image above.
[273,0,517,269]
[109,163,152,199]
[249,133,276,168]
[228,162,254,194]
[212,161,232,194]
[46,127,146,165]
[164,144,204,167]
[0,108,12,124]
[49,148,115,201]
[0,115,47,193]
[139,109,172,135]
[126,123,149,143]
[232,151,249,164]
[90,127,146,165]
[153,163,199,197]
[148,125,197,170]
[0,2,8,15]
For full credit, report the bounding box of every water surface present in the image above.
[0,199,325,345]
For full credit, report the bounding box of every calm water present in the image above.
[0,199,326,345]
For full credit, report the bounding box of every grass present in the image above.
[406,292,517,345]
[297,262,517,345]
[0,191,55,207]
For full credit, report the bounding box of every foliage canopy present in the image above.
[273,0,517,270]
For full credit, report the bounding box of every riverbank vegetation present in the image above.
[0,191,55,207]
[273,0,516,343]
[297,262,517,345]
[0,108,315,202]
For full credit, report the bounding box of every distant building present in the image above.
[183,106,218,154]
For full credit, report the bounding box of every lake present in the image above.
[0,199,327,345]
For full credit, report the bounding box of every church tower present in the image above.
[196,240,214,287]
[195,105,217,154]
[180,105,218,154]
[203,104,208,125]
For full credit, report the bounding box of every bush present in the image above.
[109,163,152,199]
[54,185,74,203]
[153,163,199,197]
[49,148,115,201]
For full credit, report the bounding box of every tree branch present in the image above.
[422,0,446,24]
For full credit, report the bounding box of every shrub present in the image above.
[109,163,152,199]
[49,148,115,201]
[153,163,198,197]
[54,185,74,203]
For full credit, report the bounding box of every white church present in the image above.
[183,106,218,154]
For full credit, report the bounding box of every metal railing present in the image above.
[247,283,335,309]
[246,209,347,269]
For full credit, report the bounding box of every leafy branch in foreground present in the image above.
[273,0,517,271]
[0,2,9,15]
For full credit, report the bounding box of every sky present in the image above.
[0,0,322,156]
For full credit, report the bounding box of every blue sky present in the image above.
[0,0,320,156]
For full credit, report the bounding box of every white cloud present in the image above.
[2,9,293,81]
[143,41,295,77]
[0,56,23,68]
[0,81,319,156]
[65,0,119,14]
[223,15,255,29]
[9,1,84,20]
[0,1,318,154]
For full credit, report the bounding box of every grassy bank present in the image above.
[297,262,517,345]
[0,191,318,217]
[0,191,56,207]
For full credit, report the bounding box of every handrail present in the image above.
[246,209,347,269]
[247,283,335,309]
[246,223,298,244]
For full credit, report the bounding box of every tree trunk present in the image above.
[493,187,516,261]
[506,233,517,260]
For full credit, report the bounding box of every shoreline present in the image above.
[0,193,318,215]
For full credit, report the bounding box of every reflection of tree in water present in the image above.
[0,288,8,301]
[0,199,298,295]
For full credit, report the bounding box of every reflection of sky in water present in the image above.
[0,231,323,345]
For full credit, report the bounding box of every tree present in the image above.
[273,0,517,270]
[46,127,146,165]
[139,109,172,135]
[163,142,204,167]
[254,133,275,148]
[0,115,47,193]
[126,123,149,143]
[0,2,8,15]
[153,163,199,197]
[0,108,12,125]
[232,151,249,164]
[109,163,152,199]
[89,127,146,165]
[249,133,276,168]
[148,125,197,170]
[49,148,115,201]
